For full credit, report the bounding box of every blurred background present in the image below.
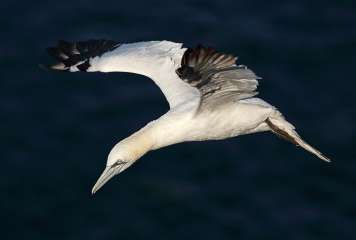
[1,0,355,239]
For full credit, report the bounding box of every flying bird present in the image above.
[45,40,330,194]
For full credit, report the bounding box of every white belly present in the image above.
[151,98,275,149]
[184,101,273,141]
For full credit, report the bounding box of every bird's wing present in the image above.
[45,40,200,108]
[46,39,121,71]
[176,45,260,110]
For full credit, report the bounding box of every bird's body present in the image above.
[45,40,330,193]
[153,98,271,144]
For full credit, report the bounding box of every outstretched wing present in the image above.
[44,40,200,109]
[176,45,260,110]
[45,39,121,71]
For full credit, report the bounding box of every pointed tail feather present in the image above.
[266,117,330,162]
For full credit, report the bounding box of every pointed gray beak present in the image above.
[91,161,128,194]
[91,166,118,194]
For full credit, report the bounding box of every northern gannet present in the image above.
[45,39,330,194]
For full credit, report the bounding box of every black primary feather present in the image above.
[45,39,120,71]
[176,45,259,110]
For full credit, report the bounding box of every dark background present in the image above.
[1,0,355,239]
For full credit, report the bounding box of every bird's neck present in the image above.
[110,121,157,162]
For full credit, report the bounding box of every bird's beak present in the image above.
[91,160,129,194]
[91,165,119,194]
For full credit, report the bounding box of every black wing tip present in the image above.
[39,63,68,72]
[180,44,237,73]
[45,39,120,72]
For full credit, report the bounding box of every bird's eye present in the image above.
[111,160,127,167]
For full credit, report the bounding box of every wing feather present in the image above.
[176,45,260,110]
[45,40,200,109]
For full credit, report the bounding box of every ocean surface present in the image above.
[1,0,355,239]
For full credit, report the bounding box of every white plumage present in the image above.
[45,40,330,194]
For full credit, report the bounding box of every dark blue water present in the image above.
[1,0,355,239]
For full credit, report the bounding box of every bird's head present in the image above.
[91,131,154,194]
[91,142,134,194]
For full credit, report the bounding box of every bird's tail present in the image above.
[266,115,330,162]
[43,39,120,72]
